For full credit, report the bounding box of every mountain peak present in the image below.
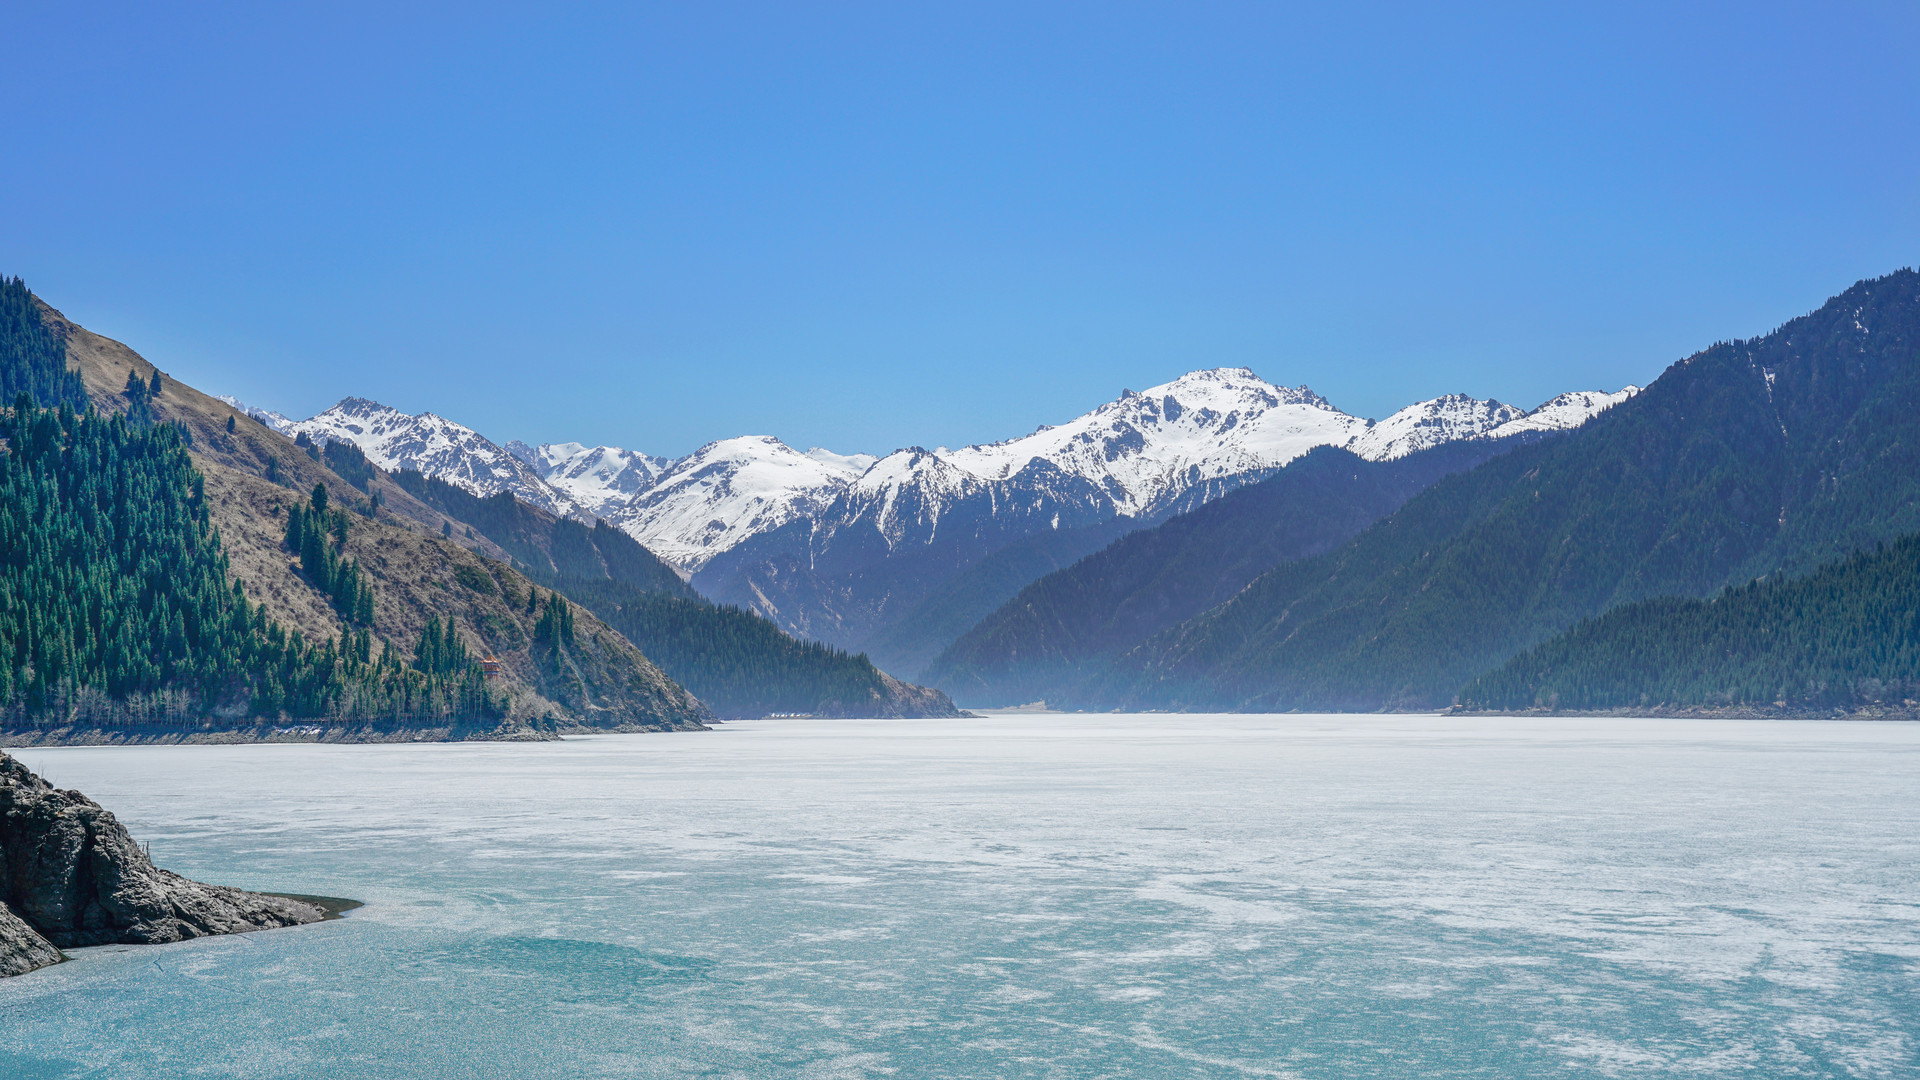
[326,395,397,416]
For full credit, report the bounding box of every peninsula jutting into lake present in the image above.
[0,752,329,977]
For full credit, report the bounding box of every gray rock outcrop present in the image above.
[0,900,61,976]
[0,752,325,976]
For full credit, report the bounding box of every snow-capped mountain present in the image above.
[1483,386,1641,439]
[235,371,1635,579]
[506,440,676,519]
[1348,394,1525,461]
[598,437,877,570]
[234,369,1634,665]
[811,369,1357,554]
[462,368,1636,577]
[283,398,593,521]
[929,369,1365,515]
[1344,386,1642,461]
[645,370,1633,568]
[683,371,1639,662]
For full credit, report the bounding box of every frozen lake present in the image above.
[2,713,1916,1078]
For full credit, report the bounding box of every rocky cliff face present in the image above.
[0,753,325,976]
[0,900,60,977]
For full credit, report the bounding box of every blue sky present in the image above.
[4,2,1917,456]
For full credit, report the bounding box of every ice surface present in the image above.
[2,713,1915,1078]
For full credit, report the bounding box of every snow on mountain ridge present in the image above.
[599,436,866,570]
[1484,386,1641,438]
[938,367,1357,494]
[836,367,1369,548]
[508,440,675,518]
[237,369,1638,576]
[285,398,593,521]
[1348,393,1527,462]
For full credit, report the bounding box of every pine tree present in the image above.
[0,276,88,411]
[284,485,373,626]
[0,395,504,727]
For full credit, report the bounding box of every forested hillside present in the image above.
[553,578,956,717]
[925,438,1526,706]
[1460,534,1920,716]
[395,467,959,718]
[1102,269,1920,711]
[391,469,694,598]
[875,517,1142,679]
[0,397,504,730]
[4,281,708,738]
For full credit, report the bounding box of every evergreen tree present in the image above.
[1460,534,1920,712]
[284,484,374,626]
[532,595,576,651]
[0,276,87,412]
[121,368,153,425]
[0,397,498,727]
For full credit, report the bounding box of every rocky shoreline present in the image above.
[0,752,337,977]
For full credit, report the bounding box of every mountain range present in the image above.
[0,278,957,737]
[1050,270,1920,713]
[237,369,1636,675]
[11,265,1918,725]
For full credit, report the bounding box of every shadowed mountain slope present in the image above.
[1102,269,1920,711]
[390,470,961,718]
[925,437,1530,706]
[1458,532,1920,717]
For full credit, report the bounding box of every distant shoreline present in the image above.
[1447,705,1920,721]
[0,725,573,747]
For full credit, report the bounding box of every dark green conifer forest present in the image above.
[546,575,897,716]
[0,278,86,413]
[285,484,376,626]
[0,274,507,731]
[1460,535,1920,713]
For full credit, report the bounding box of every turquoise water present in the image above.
[2,713,1916,1078]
